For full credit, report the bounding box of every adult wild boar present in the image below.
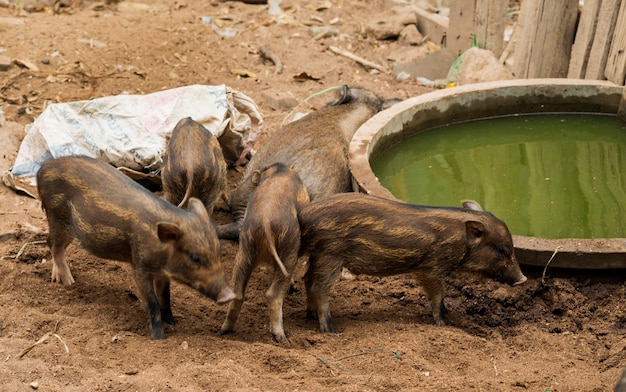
[298,193,527,333]
[217,85,392,240]
[37,156,235,339]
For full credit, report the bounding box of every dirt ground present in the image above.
[1,1,625,391]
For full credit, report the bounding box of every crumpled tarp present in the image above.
[3,84,263,198]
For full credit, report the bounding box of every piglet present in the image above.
[220,163,310,343]
[161,117,228,215]
[37,156,235,339]
[298,193,527,333]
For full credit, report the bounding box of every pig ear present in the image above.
[465,220,485,246]
[326,85,350,107]
[462,199,484,212]
[187,198,210,220]
[157,222,181,243]
[251,170,262,188]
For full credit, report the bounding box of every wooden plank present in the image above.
[513,0,578,78]
[605,0,626,85]
[586,0,621,79]
[447,0,476,57]
[474,0,507,57]
[568,0,600,78]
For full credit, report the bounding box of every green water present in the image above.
[371,113,626,239]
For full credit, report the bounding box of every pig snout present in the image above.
[513,274,528,286]
[216,285,236,304]
[497,261,527,286]
[196,274,235,304]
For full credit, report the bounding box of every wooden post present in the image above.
[585,0,621,80]
[605,0,626,85]
[446,0,507,58]
[447,0,476,57]
[513,0,578,78]
[568,0,601,78]
[474,0,507,58]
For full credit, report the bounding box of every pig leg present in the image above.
[216,221,242,241]
[216,176,252,240]
[303,254,343,333]
[133,269,166,339]
[48,227,75,285]
[265,253,296,343]
[220,250,254,335]
[153,275,176,325]
[413,272,448,326]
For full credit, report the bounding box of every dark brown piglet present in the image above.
[220,163,310,343]
[36,156,235,339]
[298,193,527,333]
[161,117,228,215]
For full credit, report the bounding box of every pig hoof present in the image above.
[51,273,75,286]
[272,333,289,344]
[219,326,234,336]
[306,309,318,320]
[51,277,75,286]
[320,318,337,333]
[288,282,299,294]
[150,329,167,340]
[434,318,449,327]
[319,325,338,334]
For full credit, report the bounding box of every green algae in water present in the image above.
[371,113,626,239]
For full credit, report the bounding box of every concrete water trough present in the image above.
[350,79,626,269]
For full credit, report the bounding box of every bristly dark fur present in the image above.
[298,193,527,333]
[161,117,228,215]
[221,163,310,343]
[37,155,233,340]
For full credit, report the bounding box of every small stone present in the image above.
[0,55,11,71]
[261,89,299,111]
[398,24,424,46]
[30,381,39,389]
[456,47,514,85]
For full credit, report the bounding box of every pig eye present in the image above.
[188,253,206,265]
[496,245,511,258]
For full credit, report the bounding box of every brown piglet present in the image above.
[220,163,310,343]
[161,117,228,215]
[298,193,527,333]
[36,156,235,339]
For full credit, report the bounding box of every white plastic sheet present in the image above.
[3,84,262,197]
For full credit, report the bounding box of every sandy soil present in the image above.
[0,1,625,391]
